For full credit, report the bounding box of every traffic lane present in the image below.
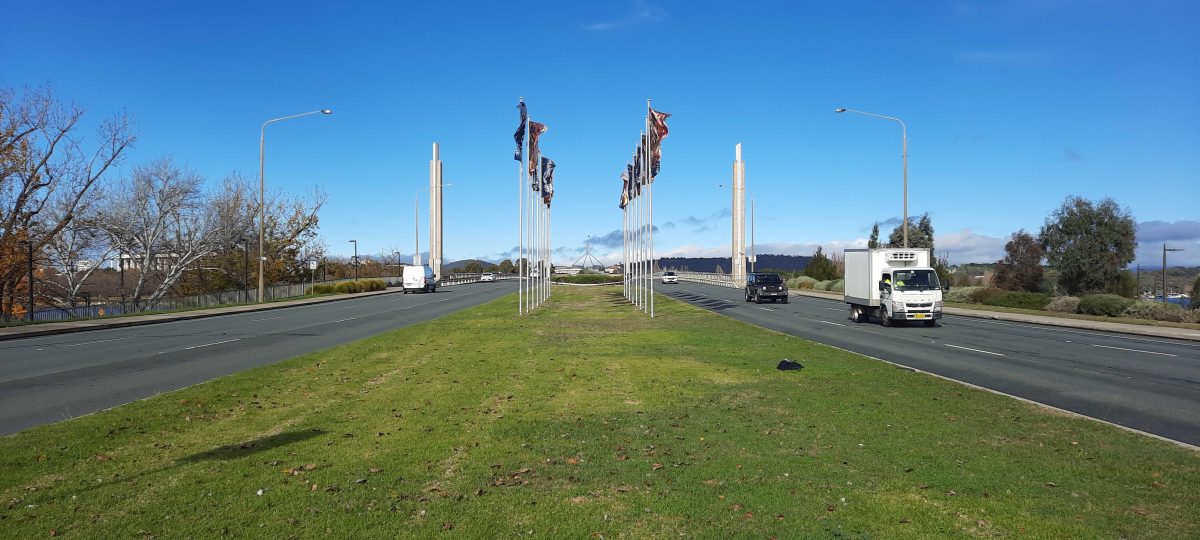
[0,283,504,383]
[0,282,516,435]
[664,282,1200,445]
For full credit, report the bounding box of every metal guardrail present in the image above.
[673,271,745,289]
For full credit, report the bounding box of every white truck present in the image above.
[844,248,945,327]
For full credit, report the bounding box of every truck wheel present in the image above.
[782,297,788,304]
[880,308,892,327]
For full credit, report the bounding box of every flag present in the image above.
[528,121,547,182]
[648,108,670,181]
[513,101,527,161]
[541,157,555,206]
[619,166,630,209]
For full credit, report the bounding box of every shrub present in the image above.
[828,279,845,293]
[553,274,622,284]
[1078,294,1135,317]
[969,287,1006,304]
[363,279,386,292]
[308,284,335,295]
[943,286,982,303]
[981,291,1050,311]
[1122,300,1185,323]
[788,276,818,289]
[812,280,832,291]
[1044,296,1080,313]
[1183,310,1200,324]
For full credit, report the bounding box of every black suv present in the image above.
[745,273,788,304]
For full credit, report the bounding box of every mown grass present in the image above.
[1,287,1197,538]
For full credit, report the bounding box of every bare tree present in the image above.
[99,158,253,308]
[41,190,118,306]
[0,86,135,319]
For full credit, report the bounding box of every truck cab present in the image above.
[844,248,946,327]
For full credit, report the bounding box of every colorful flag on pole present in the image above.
[619,166,630,209]
[528,121,547,182]
[514,101,527,161]
[541,157,555,206]
[648,108,671,181]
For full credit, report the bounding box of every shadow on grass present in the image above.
[178,428,327,463]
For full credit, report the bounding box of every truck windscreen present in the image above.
[756,275,782,284]
[892,269,940,291]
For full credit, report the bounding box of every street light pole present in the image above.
[258,108,332,303]
[835,108,908,247]
[1161,244,1180,303]
[348,240,358,281]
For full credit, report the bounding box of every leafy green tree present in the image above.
[462,260,484,273]
[497,259,515,274]
[868,222,880,249]
[805,247,839,281]
[886,213,934,250]
[1038,196,1136,295]
[993,230,1045,292]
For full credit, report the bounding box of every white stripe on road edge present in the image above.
[758,307,775,312]
[251,316,282,322]
[945,343,1005,356]
[1090,344,1177,357]
[945,316,1200,349]
[328,317,357,324]
[38,336,133,350]
[184,338,241,350]
[818,320,846,327]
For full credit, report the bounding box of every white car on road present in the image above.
[661,271,678,284]
[480,273,496,282]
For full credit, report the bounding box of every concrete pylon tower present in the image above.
[429,142,443,278]
[732,143,746,282]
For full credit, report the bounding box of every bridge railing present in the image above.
[673,271,744,289]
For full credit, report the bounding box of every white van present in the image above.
[402,265,437,293]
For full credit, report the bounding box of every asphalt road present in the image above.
[0,281,517,435]
[661,281,1200,446]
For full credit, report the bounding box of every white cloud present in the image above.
[584,0,667,31]
[936,229,1006,264]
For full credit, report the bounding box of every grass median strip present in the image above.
[2,287,1197,538]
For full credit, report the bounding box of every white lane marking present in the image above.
[818,320,846,327]
[37,336,133,350]
[251,316,283,322]
[185,338,241,350]
[758,307,775,312]
[825,307,844,312]
[1090,344,1178,357]
[945,344,1005,356]
[944,316,1199,349]
[328,317,357,324]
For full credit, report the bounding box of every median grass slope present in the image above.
[2,288,1197,538]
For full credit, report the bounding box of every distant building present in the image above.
[605,264,622,274]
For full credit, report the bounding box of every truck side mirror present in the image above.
[878,280,888,292]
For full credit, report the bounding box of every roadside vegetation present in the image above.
[552,274,622,284]
[2,287,1196,538]
[307,279,387,294]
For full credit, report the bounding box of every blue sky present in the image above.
[4,0,1198,266]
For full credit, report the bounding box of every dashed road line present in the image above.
[184,338,241,350]
[945,343,1005,356]
[818,320,846,327]
[1091,344,1177,357]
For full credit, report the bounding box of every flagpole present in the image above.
[647,100,655,318]
[518,99,525,315]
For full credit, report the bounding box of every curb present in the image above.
[789,289,1200,342]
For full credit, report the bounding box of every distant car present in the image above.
[745,272,788,304]
[661,271,678,284]
[480,273,496,282]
